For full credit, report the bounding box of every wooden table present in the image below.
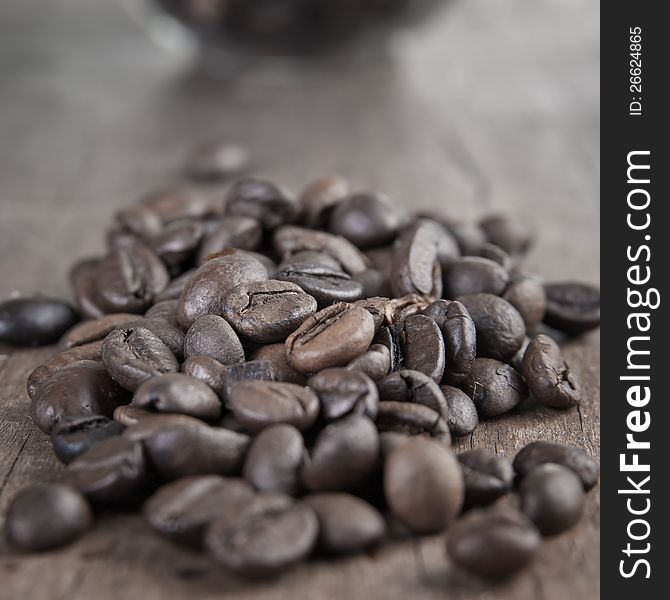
[0,0,599,598]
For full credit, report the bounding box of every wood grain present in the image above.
[0,0,599,598]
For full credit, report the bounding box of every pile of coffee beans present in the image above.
[1,164,600,581]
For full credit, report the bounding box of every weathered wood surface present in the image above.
[0,0,599,598]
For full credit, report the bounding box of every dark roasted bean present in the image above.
[479,214,533,256]
[69,257,107,319]
[181,355,228,398]
[461,358,528,418]
[184,314,245,365]
[345,344,391,381]
[221,360,276,400]
[376,401,451,443]
[378,370,448,421]
[0,297,78,346]
[251,344,306,385]
[443,257,509,299]
[503,273,546,333]
[225,179,298,230]
[458,449,514,508]
[400,314,445,382]
[63,313,137,348]
[440,385,478,437]
[390,221,442,298]
[543,281,601,335]
[276,262,363,307]
[196,216,263,264]
[140,188,214,224]
[144,299,179,325]
[299,176,350,228]
[52,416,124,464]
[308,368,379,421]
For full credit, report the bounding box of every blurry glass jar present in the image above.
[125,0,445,57]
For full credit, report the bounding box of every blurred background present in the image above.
[0,0,599,298]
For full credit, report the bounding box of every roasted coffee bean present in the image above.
[228,381,319,433]
[308,368,379,421]
[243,424,306,495]
[384,437,464,534]
[458,449,514,508]
[457,293,526,362]
[176,250,268,330]
[373,325,402,372]
[94,240,169,313]
[513,441,599,490]
[390,221,442,298]
[133,373,222,420]
[113,404,154,426]
[328,192,406,248]
[479,214,533,257]
[181,355,228,398]
[443,257,508,299]
[302,415,379,492]
[141,418,250,479]
[352,267,391,298]
[353,296,390,331]
[345,344,391,381]
[299,175,350,228]
[304,493,385,555]
[225,179,298,230]
[185,141,250,181]
[416,218,461,268]
[274,225,369,275]
[519,464,585,536]
[221,360,276,400]
[376,401,451,443]
[102,327,179,392]
[222,280,317,343]
[52,416,124,464]
[400,314,445,382]
[66,436,147,505]
[123,413,206,440]
[196,216,263,264]
[251,344,306,385]
[447,508,540,578]
[154,268,196,303]
[446,221,487,256]
[4,484,93,552]
[276,262,363,307]
[285,303,375,373]
[31,360,130,434]
[184,314,245,365]
[0,296,78,346]
[69,257,107,319]
[63,313,137,348]
[205,494,318,577]
[122,318,185,360]
[114,205,162,239]
[440,385,478,437]
[462,358,528,418]
[140,188,214,224]
[378,370,448,421]
[543,281,601,335]
[421,299,451,327]
[148,218,205,269]
[27,342,103,400]
[477,242,512,270]
[144,299,179,325]
[144,475,254,546]
[522,334,580,409]
[502,274,546,333]
[384,294,430,327]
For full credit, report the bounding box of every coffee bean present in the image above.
[519,463,585,536]
[27,342,103,400]
[140,188,214,224]
[144,299,179,324]
[228,381,319,433]
[243,424,306,495]
[421,299,451,328]
[400,314,445,382]
[176,250,268,330]
[196,216,263,264]
[123,413,206,440]
[446,221,487,256]
[184,314,245,365]
[503,273,546,333]
[123,318,186,360]
[345,344,391,381]
[148,218,205,270]
[443,257,509,299]
[522,334,580,409]
[133,373,222,420]
[479,214,533,256]
[385,294,430,327]
[513,441,599,490]
[304,493,385,555]
[285,303,375,373]
[141,418,250,479]
[447,508,540,578]
[221,360,277,400]
[102,327,179,392]
[185,141,250,181]
[308,368,379,421]
[225,179,298,230]
[476,242,512,270]
[461,358,528,418]
[205,494,318,577]
[52,416,125,464]
[113,404,154,426]
[251,344,306,385]
[440,385,478,437]
[154,268,196,303]
[416,218,461,268]
[353,296,390,331]
[274,225,369,275]
[276,262,363,307]
[299,175,350,228]
[114,205,162,239]
[66,436,147,505]
[181,355,228,398]
[302,415,379,492]
[69,257,107,319]
[352,267,391,298]
[457,293,526,362]
[378,370,448,421]
[543,281,601,335]
[328,192,406,248]
[94,240,169,313]
[4,484,93,551]
[376,401,451,443]
[458,449,514,508]
[62,313,137,348]
[0,297,78,346]
[144,475,254,546]
[222,280,318,343]
[384,437,463,533]
[390,221,442,298]
[373,325,402,372]
[31,360,130,434]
